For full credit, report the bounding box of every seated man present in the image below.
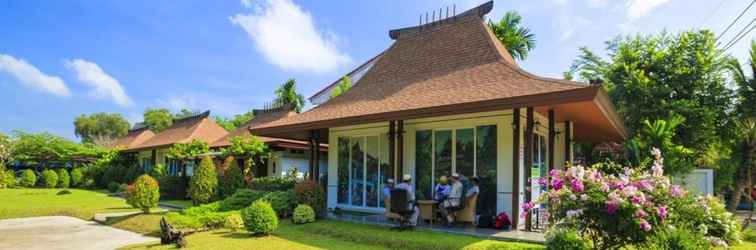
[441,173,464,226]
[383,178,394,199]
[466,176,480,199]
[396,174,419,227]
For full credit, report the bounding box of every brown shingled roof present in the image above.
[107,127,155,149]
[126,111,228,151]
[211,108,326,150]
[250,1,627,142]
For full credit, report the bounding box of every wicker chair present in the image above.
[453,193,478,224]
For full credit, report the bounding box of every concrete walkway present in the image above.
[0,216,156,250]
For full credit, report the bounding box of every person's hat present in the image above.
[451,173,460,178]
[403,174,412,181]
[386,178,394,184]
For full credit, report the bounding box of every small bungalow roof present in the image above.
[250,1,627,142]
[125,111,228,151]
[211,109,326,151]
[106,125,155,149]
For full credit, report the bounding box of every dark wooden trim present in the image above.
[548,110,555,172]
[524,107,534,231]
[151,149,157,167]
[307,131,315,180]
[313,130,320,181]
[511,108,521,230]
[565,121,572,166]
[388,121,396,180]
[397,120,404,178]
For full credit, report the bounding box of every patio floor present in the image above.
[327,213,545,244]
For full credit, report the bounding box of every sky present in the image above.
[0,0,753,141]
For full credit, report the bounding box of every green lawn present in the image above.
[115,215,543,250]
[158,199,193,209]
[0,188,136,220]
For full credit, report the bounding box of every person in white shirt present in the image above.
[466,176,480,198]
[396,174,419,227]
[441,173,464,225]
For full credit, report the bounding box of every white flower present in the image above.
[580,194,589,201]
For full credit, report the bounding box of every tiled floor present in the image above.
[327,213,545,243]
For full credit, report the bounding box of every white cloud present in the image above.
[156,92,258,117]
[240,0,252,8]
[586,0,610,8]
[230,0,351,73]
[626,0,671,20]
[65,59,132,107]
[0,54,70,97]
[556,15,590,43]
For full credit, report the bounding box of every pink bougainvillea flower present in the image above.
[551,178,564,190]
[634,209,647,218]
[670,185,685,198]
[570,179,584,193]
[657,206,667,221]
[639,219,652,231]
[606,200,619,215]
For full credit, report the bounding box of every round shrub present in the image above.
[294,180,325,217]
[189,156,218,204]
[70,168,83,187]
[241,200,278,235]
[107,181,120,193]
[56,189,72,195]
[56,169,70,188]
[262,190,296,218]
[3,170,16,188]
[545,226,588,250]
[41,169,58,188]
[126,174,160,213]
[224,213,245,231]
[292,204,315,224]
[19,169,36,187]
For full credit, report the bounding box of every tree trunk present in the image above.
[728,165,748,212]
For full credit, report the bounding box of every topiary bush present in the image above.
[2,170,16,188]
[41,169,58,188]
[126,174,160,213]
[70,168,83,187]
[218,156,245,199]
[19,169,36,187]
[294,180,325,217]
[218,189,266,211]
[107,181,121,193]
[166,202,236,229]
[249,176,296,191]
[292,204,315,224]
[545,226,589,250]
[262,190,296,218]
[56,189,72,195]
[224,213,245,231]
[189,156,218,204]
[158,176,188,199]
[241,200,278,235]
[56,168,70,188]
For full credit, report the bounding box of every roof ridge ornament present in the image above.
[390,0,493,39]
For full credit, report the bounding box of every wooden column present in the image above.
[511,108,521,230]
[548,110,555,172]
[313,130,320,182]
[308,131,315,180]
[524,107,534,231]
[388,121,396,180]
[564,121,572,166]
[397,120,404,178]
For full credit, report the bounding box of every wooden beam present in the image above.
[397,120,404,178]
[565,121,572,166]
[548,110,555,172]
[388,121,396,180]
[511,108,521,230]
[313,130,320,182]
[308,131,315,180]
[524,107,534,231]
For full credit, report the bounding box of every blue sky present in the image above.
[0,0,752,141]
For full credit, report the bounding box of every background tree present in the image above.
[566,30,734,174]
[330,76,352,98]
[73,113,130,145]
[174,108,198,119]
[167,139,209,160]
[11,131,103,168]
[214,111,254,132]
[218,156,244,198]
[0,132,11,167]
[143,108,173,133]
[223,135,267,180]
[274,78,305,113]
[488,11,536,61]
[189,156,218,204]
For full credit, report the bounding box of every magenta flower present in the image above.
[571,179,584,193]
[634,209,647,218]
[670,185,685,198]
[537,178,548,187]
[639,219,652,231]
[606,200,619,215]
[657,206,667,221]
[551,178,564,190]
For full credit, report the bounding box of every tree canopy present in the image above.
[143,108,174,133]
[488,11,536,61]
[274,78,305,113]
[10,131,105,165]
[0,132,10,166]
[566,30,734,170]
[330,76,352,98]
[73,113,130,145]
[166,139,209,160]
[214,111,254,132]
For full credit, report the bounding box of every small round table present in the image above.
[417,200,438,224]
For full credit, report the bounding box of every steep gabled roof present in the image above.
[107,126,155,149]
[250,1,626,142]
[308,51,386,105]
[126,111,228,151]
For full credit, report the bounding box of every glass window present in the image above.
[379,134,391,207]
[350,138,365,206]
[415,130,433,201]
[456,128,475,178]
[434,130,452,187]
[366,136,380,207]
[476,125,497,215]
[337,138,349,204]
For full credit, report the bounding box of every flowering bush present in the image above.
[528,148,740,249]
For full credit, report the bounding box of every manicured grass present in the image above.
[0,188,136,220]
[116,215,543,250]
[159,199,193,209]
[106,213,167,237]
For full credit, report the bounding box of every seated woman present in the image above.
[440,173,464,226]
[433,175,450,202]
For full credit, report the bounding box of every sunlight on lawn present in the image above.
[0,188,136,220]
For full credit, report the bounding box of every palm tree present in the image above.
[487,11,536,61]
[728,40,756,118]
[274,78,305,113]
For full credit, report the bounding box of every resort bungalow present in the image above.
[249,1,627,231]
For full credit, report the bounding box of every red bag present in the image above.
[494,212,511,229]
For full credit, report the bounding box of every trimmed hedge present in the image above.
[107,181,121,193]
[249,176,296,191]
[262,190,296,218]
[218,156,245,198]
[41,169,58,188]
[189,156,218,204]
[56,169,70,188]
[218,189,266,211]
[70,168,83,187]
[19,169,36,187]
[158,176,188,200]
[292,204,315,224]
[241,200,278,235]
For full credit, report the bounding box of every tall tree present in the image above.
[566,30,734,173]
[143,108,173,133]
[0,132,11,167]
[330,76,352,98]
[488,11,536,61]
[274,78,305,113]
[74,113,130,145]
[214,111,254,132]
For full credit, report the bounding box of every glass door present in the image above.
[337,134,390,208]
